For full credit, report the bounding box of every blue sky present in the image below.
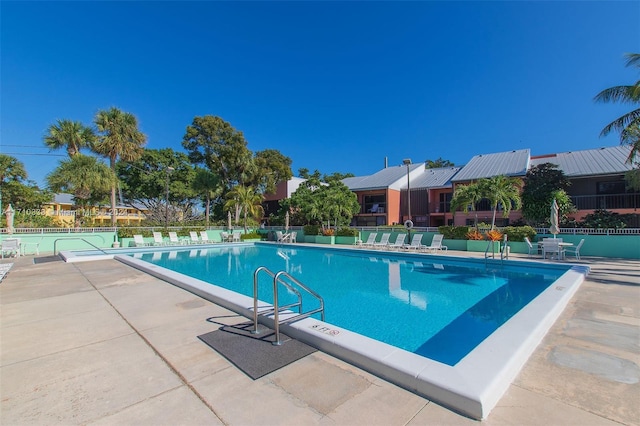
[1,1,639,188]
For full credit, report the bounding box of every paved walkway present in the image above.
[1,250,638,425]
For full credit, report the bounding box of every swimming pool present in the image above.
[65,242,588,419]
[134,244,564,366]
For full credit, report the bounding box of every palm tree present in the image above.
[450,182,484,227]
[594,53,640,163]
[480,176,522,229]
[225,185,264,233]
[193,168,222,227]
[46,154,115,225]
[94,107,147,225]
[43,119,96,157]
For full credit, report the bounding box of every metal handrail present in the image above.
[53,237,108,255]
[252,266,325,345]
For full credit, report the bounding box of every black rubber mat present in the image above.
[198,322,316,379]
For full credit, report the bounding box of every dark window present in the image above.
[363,195,386,213]
[597,181,626,194]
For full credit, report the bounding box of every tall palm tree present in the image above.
[43,119,96,157]
[46,154,115,225]
[225,185,264,233]
[480,176,522,229]
[450,182,484,227]
[594,53,640,163]
[94,107,147,225]
[193,168,222,227]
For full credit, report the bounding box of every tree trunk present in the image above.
[110,155,117,226]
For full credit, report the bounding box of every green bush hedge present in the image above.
[502,225,536,242]
[336,227,359,237]
[303,224,320,236]
[438,226,470,240]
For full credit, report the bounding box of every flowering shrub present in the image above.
[466,229,484,240]
[486,229,503,241]
[322,228,335,236]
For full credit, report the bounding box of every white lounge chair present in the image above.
[404,234,424,250]
[276,231,285,242]
[386,234,406,250]
[152,232,166,246]
[189,231,200,244]
[563,239,585,260]
[372,233,391,249]
[200,231,211,243]
[168,232,185,245]
[361,233,377,248]
[425,234,447,253]
[133,234,150,247]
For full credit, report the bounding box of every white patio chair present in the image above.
[372,233,391,249]
[169,232,185,245]
[189,231,200,244]
[152,232,166,246]
[386,234,406,250]
[542,240,564,260]
[361,233,377,248]
[220,232,230,242]
[1,239,20,259]
[563,239,585,260]
[404,234,424,250]
[133,235,149,247]
[200,231,211,243]
[424,234,447,253]
[232,232,241,243]
[290,231,297,243]
[524,237,536,256]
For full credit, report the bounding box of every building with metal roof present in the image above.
[530,145,634,177]
[451,149,530,182]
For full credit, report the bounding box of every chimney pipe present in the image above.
[384,157,388,168]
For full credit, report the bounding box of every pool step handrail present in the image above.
[54,237,108,255]
[252,266,325,345]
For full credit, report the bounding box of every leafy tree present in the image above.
[451,176,522,229]
[182,115,253,191]
[224,185,264,232]
[117,148,198,223]
[0,155,52,219]
[480,175,522,229]
[252,149,293,194]
[324,172,355,182]
[450,182,485,227]
[94,107,147,225]
[425,157,454,168]
[193,168,222,226]
[521,163,574,225]
[46,154,115,224]
[43,119,96,157]
[284,175,358,226]
[594,53,640,163]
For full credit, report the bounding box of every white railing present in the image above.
[1,227,117,234]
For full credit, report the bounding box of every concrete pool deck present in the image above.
[1,250,638,425]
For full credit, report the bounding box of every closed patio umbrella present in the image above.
[4,204,15,235]
[227,210,232,230]
[550,199,560,239]
[285,211,290,232]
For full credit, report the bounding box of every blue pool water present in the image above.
[135,244,568,365]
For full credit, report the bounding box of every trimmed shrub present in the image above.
[336,227,359,237]
[303,224,320,236]
[502,225,536,242]
[438,225,470,240]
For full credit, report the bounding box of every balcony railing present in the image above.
[571,193,640,210]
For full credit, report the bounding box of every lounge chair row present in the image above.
[133,231,215,247]
[359,233,447,253]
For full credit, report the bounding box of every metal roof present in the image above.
[529,145,634,177]
[408,167,461,189]
[452,149,530,182]
[343,163,425,191]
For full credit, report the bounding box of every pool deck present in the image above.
[1,248,638,425]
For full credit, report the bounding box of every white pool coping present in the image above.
[105,246,589,420]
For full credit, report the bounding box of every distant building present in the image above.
[43,194,149,227]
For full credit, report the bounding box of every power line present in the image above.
[1,144,50,148]
[0,152,66,157]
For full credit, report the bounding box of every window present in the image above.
[597,181,626,194]
[363,195,386,214]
